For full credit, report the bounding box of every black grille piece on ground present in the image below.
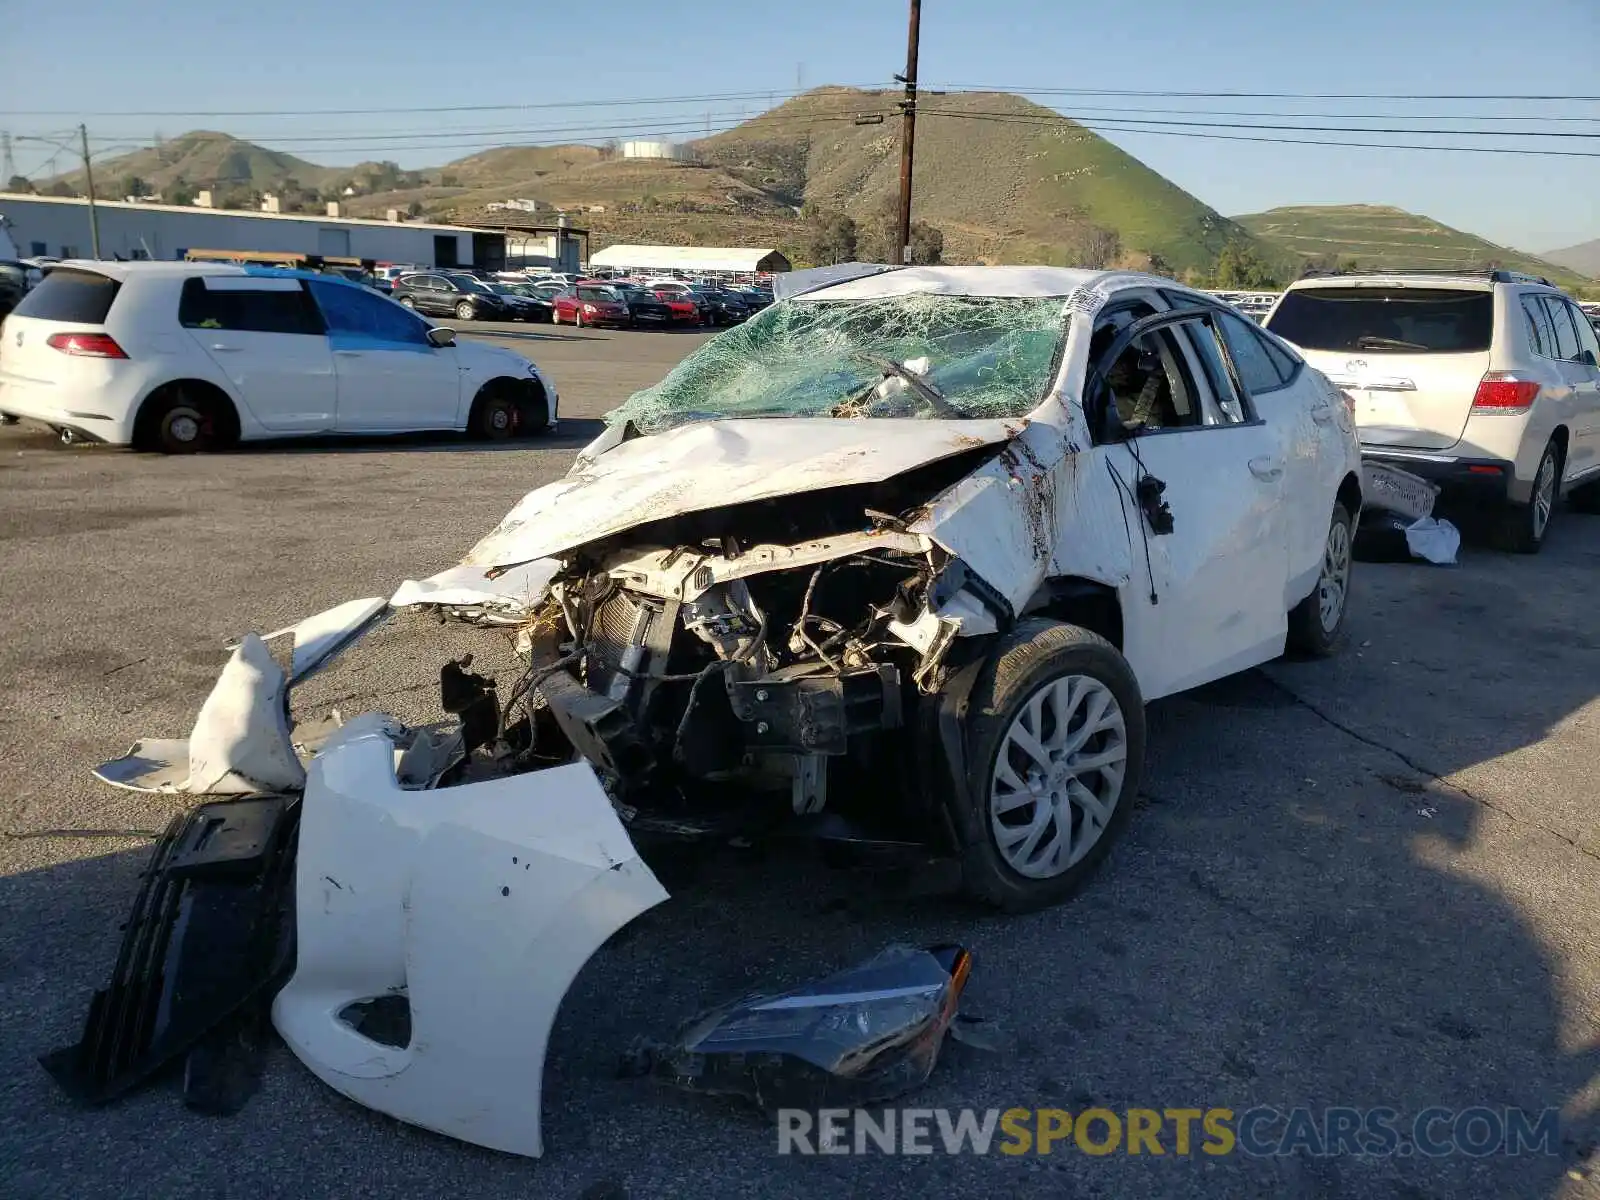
[40,794,299,1112]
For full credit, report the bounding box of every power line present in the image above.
[931,83,1600,102]
[923,110,1600,158]
[921,106,1600,140]
[2,86,881,119]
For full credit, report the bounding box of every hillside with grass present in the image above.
[48,131,338,198]
[1545,237,1600,280]
[694,88,1292,275]
[1236,205,1592,287]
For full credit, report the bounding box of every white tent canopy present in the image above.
[588,245,791,274]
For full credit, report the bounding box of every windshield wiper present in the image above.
[1355,335,1429,352]
[838,355,961,418]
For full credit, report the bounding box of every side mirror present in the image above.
[426,326,456,348]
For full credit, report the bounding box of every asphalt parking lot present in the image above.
[1,319,1598,1200]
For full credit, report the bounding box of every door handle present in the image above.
[1248,456,1284,481]
[1310,403,1334,425]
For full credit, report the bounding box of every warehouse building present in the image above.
[588,244,791,279]
[0,193,586,272]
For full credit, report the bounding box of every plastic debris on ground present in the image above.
[40,795,299,1115]
[1354,462,1458,564]
[620,943,971,1113]
[1403,516,1460,564]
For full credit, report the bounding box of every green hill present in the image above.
[51,131,339,196]
[695,88,1291,276]
[1235,205,1592,287]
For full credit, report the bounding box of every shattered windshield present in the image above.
[607,293,1068,432]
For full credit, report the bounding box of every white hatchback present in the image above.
[1265,270,1600,551]
[0,261,558,451]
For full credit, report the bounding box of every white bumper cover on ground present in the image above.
[272,714,668,1158]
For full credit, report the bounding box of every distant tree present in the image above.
[118,175,150,198]
[598,139,619,161]
[166,177,196,206]
[1075,225,1122,270]
[44,181,74,197]
[801,209,859,265]
[1213,242,1277,289]
[439,172,461,188]
[853,198,944,265]
[406,200,424,218]
[6,175,34,193]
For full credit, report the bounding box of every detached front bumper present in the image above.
[273,715,667,1159]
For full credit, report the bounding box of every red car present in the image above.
[551,283,631,327]
[645,284,702,325]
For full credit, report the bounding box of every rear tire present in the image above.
[397,296,416,309]
[149,393,213,454]
[1493,439,1559,554]
[455,301,475,321]
[1287,502,1354,657]
[948,619,1144,913]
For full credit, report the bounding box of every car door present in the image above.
[1548,297,1600,480]
[1211,306,1342,599]
[306,279,465,432]
[177,275,336,433]
[1089,306,1292,700]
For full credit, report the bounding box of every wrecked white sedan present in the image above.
[77,264,1361,1157]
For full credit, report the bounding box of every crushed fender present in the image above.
[39,794,298,1112]
[620,943,971,1113]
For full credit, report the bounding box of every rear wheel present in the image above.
[454,301,475,321]
[1287,502,1354,657]
[1494,439,1559,553]
[149,394,213,454]
[948,619,1144,912]
[397,295,416,309]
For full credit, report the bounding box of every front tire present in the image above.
[1287,501,1354,657]
[455,301,475,321]
[471,390,520,441]
[950,619,1144,913]
[1494,439,1560,552]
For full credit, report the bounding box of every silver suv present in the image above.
[1265,269,1600,552]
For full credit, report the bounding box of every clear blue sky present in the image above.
[4,0,1597,252]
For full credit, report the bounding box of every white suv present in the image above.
[0,261,557,452]
[1265,270,1600,552]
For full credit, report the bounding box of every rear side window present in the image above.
[1540,297,1583,361]
[1522,295,1556,358]
[178,278,325,335]
[11,269,122,323]
[1217,310,1294,394]
[1266,287,1492,354]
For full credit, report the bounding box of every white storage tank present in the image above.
[620,140,682,161]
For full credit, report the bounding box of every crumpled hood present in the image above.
[464,416,1023,569]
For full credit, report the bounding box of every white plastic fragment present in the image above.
[186,634,305,793]
[258,597,388,682]
[273,715,668,1159]
[1404,517,1460,565]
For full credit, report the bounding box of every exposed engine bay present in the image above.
[490,447,1006,845]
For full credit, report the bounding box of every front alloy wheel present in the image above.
[951,618,1145,912]
[989,674,1129,880]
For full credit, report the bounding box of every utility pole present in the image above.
[895,0,922,266]
[1,133,15,185]
[79,124,101,259]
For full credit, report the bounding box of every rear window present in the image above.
[1267,287,1493,354]
[11,269,122,323]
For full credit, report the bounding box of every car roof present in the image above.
[43,260,379,292]
[1281,272,1555,293]
[799,265,1135,302]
